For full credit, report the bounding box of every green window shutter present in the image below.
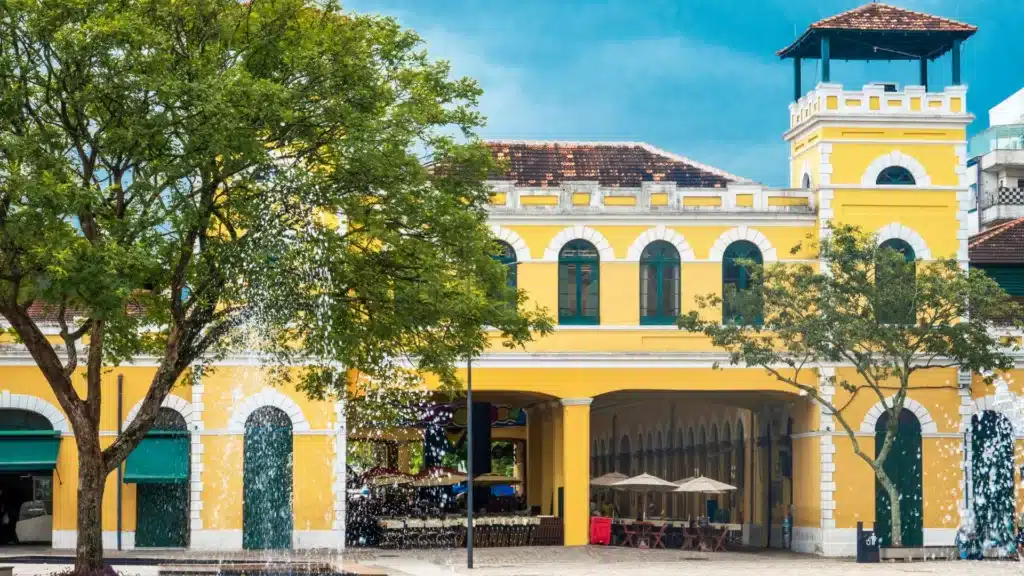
[975,265,1024,297]
[124,431,190,483]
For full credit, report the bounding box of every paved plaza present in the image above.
[6,547,1024,576]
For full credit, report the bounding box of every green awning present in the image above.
[0,430,61,472]
[124,431,189,484]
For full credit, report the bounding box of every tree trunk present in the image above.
[877,469,903,548]
[74,427,109,576]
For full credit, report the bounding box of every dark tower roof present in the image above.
[778,3,976,61]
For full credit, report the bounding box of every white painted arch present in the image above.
[227,388,311,433]
[971,393,1024,437]
[542,225,614,262]
[858,397,938,434]
[860,150,932,187]
[0,391,69,433]
[875,223,933,260]
[123,393,194,430]
[625,225,696,262]
[707,226,778,262]
[490,224,531,262]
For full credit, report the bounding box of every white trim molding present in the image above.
[123,393,194,430]
[490,224,532,262]
[190,371,205,534]
[227,388,311,433]
[331,400,347,549]
[0,391,69,433]
[971,391,1024,437]
[860,150,932,187]
[625,225,696,262]
[707,226,778,262]
[875,222,932,260]
[858,397,939,434]
[541,225,615,262]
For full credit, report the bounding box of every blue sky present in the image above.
[344,0,1024,186]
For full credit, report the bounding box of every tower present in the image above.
[779,3,976,269]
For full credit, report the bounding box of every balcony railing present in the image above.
[969,124,1024,158]
[982,187,1024,208]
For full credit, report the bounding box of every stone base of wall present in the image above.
[52,530,137,550]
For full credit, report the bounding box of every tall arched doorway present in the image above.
[0,407,59,545]
[874,409,923,547]
[128,408,190,547]
[972,410,1016,550]
[243,406,293,550]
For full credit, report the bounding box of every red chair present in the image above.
[622,523,638,547]
[651,523,667,549]
[590,516,612,545]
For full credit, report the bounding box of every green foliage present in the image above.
[679,223,1022,545]
[0,0,550,475]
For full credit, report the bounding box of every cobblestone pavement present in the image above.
[352,547,1024,576]
[7,548,1024,576]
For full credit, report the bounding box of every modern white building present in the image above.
[967,88,1024,235]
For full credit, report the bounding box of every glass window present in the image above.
[876,238,916,324]
[558,239,600,324]
[494,241,517,290]
[801,174,811,189]
[722,240,763,324]
[876,166,916,186]
[640,241,681,325]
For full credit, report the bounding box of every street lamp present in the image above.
[466,354,474,569]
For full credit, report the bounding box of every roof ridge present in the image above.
[811,2,977,31]
[969,216,1024,248]
[484,140,749,183]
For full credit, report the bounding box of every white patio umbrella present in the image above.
[591,472,629,487]
[411,467,467,487]
[472,472,522,486]
[611,473,679,521]
[675,476,736,521]
[674,476,737,493]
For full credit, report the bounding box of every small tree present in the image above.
[0,0,549,572]
[679,224,1022,547]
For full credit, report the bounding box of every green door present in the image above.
[874,409,923,547]
[136,483,188,547]
[132,408,190,548]
[972,410,1016,551]
[243,407,293,550]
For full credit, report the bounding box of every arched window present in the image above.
[722,240,763,324]
[558,239,600,324]
[801,173,811,189]
[640,241,681,325]
[495,241,517,289]
[619,436,631,475]
[876,239,916,324]
[876,166,916,186]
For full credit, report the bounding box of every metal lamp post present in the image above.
[466,354,474,569]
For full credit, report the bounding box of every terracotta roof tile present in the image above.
[809,3,976,33]
[486,141,744,189]
[969,217,1024,264]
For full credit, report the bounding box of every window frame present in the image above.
[639,240,681,325]
[722,240,764,325]
[876,238,917,325]
[876,166,916,186]
[558,239,600,325]
[494,240,518,290]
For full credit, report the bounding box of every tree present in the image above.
[0,0,549,572]
[678,224,1022,547]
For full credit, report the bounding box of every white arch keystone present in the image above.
[707,226,778,262]
[625,225,696,262]
[542,225,614,262]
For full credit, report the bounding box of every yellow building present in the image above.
[2,3,1024,557]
